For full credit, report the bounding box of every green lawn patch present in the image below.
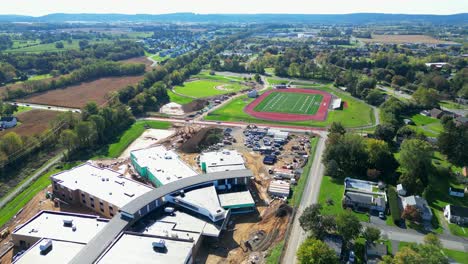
[14,106,32,114]
[289,137,318,206]
[448,222,468,237]
[318,176,369,222]
[0,162,80,228]
[174,79,246,98]
[168,90,194,105]
[97,120,171,159]
[440,100,466,110]
[265,241,284,264]
[195,71,245,82]
[443,248,468,264]
[407,114,443,137]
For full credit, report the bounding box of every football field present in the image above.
[253,91,323,115]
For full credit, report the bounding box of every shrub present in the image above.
[388,186,401,224]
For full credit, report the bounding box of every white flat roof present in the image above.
[178,185,224,217]
[13,239,85,264]
[132,146,198,185]
[332,98,342,109]
[13,211,108,244]
[97,233,193,264]
[218,190,255,208]
[51,163,153,208]
[199,150,246,173]
[144,210,220,238]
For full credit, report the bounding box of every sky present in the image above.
[2,0,467,16]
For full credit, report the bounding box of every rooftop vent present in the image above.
[152,239,166,249]
[39,239,52,252]
[63,219,73,227]
[124,192,135,198]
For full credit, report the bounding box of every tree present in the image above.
[365,89,386,106]
[366,139,397,178]
[412,87,439,108]
[0,132,23,155]
[374,124,396,143]
[323,134,368,177]
[336,210,362,247]
[391,75,407,87]
[437,120,468,166]
[59,129,78,153]
[254,73,261,83]
[55,42,64,49]
[299,204,336,239]
[297,238,340,264]
[401,205,422,223]
[423,233,442,248]
[362,226,381,244]
[398,139,433,194]
[328,122,346,135]
[81,101,99,121]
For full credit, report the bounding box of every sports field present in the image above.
[174,79,246,98]
[245,89,332,121]
[254,92,323,115]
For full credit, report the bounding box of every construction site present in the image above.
[0,122,313,264]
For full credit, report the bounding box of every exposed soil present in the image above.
[0,110,60,137]
[19,75,144,108]
[182,99,209,113]
[358,34,457,44]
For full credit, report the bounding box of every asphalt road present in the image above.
[282,133,327,263]
[6,101,81,113]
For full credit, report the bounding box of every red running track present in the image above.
[244,88,332,122]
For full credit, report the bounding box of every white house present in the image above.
[444,205,468,225]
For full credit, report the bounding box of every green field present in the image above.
[407,114,444,137]
[94,120,171,159]
[174,79,246,98]
[254,92,323,115]
[168,90,194,105]
[205,85,374,128]
[5,39,112,53]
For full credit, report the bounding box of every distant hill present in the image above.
[0,13,466,24]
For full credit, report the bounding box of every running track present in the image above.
[244,88,332,121]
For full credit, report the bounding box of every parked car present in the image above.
[379,212,386,219]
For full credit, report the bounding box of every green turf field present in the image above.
[174,79,245,98]
[205,84,375,128]
[254,92,323,115]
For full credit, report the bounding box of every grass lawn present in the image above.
[205,85,374,128]
[174,79,246,98]
[318,176,369,222]
[407,114,443,137]
[95,120,171,159]
[289,137,318,206]
[14,106,32,114]
[265,241,284,264]
[265,68,275,76]
[398,242,468,264]
[440,100,467,110]
[195,71,245,82]
[149,53,169,62]
[0,162,80,228]
[28,74,52,81]
[267,78,288,86]
[168,90,194,105]
[254,92,323,115]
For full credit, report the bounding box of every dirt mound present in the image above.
[182,99,208,113]
[179,127,223,153]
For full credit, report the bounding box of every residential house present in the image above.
[247,90,258,98]
[454,116,468,127]
[397,184,407,196]
[342,178,387,213]
[0,116,17,129]
[449,187,465,198]
[402,195,433,221]
[444,205,468,225]
[429,108,444,119]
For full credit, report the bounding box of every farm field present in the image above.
[0,109,60,137]
[174,79,246,98]
[206,85,374,128]
[254,91,323,115]
[358,34,457,44]
[19,75,144,108]
[120,56,153,71]
[4,39,113,53]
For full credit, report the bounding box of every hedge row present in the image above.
[388,186,402,224]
